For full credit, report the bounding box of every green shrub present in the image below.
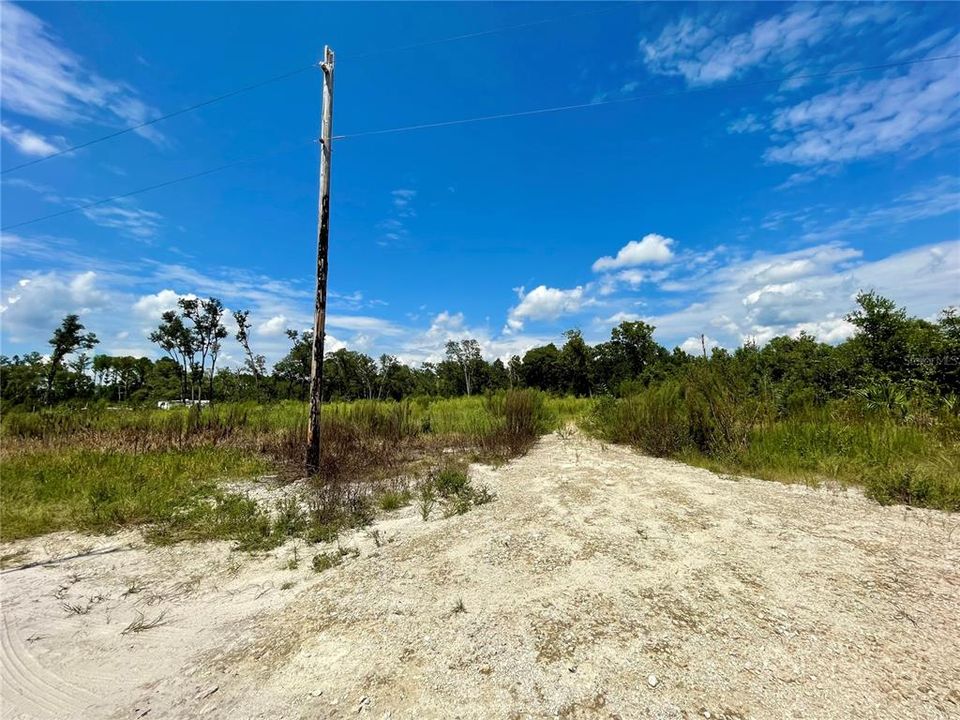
[312,551,342,573]
[377,488,411,511]
[433,465,470,498]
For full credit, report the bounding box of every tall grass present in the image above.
[1,448,267,541]
[587,374,960,512]
[1,390,572,542]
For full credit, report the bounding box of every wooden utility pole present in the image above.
[306,46,335,474]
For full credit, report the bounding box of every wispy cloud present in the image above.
[638,4,890,87]
[378,188,418,245]
[81,201,163,240]
[0,121,65,156]
[0,2,164,144]
[727,113,763,134]
[764,35,960,167]
[800,176,960,242]
[636,5,960,173]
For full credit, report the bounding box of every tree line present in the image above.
[1,292,957,411]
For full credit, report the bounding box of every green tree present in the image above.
[560,329,594,396]
[846,291,908,379]
[520,343,562,392]
[274,330,313,399]
[233,310,267,398]
[45,314,99,404]
[444,339,483,396]
[149,310,194,401]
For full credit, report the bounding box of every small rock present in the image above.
[568,665,577,673]
[647,674,659,688]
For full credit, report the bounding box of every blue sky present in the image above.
[1,1,958,366]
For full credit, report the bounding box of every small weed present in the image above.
[273,495,307,537]
[472,484,496,505]
[285,545,301,570]
[452,597,467,614]
[225,556,243,576]
[417,482,437,521]
[443,494,472,517]
[61,601,89,616]
[312,551,343,573]
[122,610,169,635]
[366,528,383,547]
[280,580,295,590]
[337,543,360,560]
[121,579,145,597]
[377,488,411,512]
[433,465,470,498]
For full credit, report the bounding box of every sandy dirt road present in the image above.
[2,430,959,719]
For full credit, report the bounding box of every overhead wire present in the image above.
[331,53,960,141]
[0,65,317,175]
[0,3,633,175]
[4,52,957,233]
[0,140,316,232]
[340,4,631,60]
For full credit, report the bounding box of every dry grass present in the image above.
[1,391,572,542]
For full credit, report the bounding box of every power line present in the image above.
[1,65,316,175]
[333,53,960,141]
[0,140,314,233]
[5,52,957,233]
[342,4,631,60]
[0,4,631,176]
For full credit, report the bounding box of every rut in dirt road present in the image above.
[3,430,959,720]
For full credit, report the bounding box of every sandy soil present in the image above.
[2,430,959,719]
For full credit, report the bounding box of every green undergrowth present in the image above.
[0,448,267,542]
[1,390,558,542]
[588,386,960,512]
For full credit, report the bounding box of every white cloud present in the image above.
[600,311,644,325]
[326,315,403,335]
[0,270,110,337]
[680,335,719,355]
[727,113,763,134]
[765,37,960,167]
[425,310,466,340]
[81,202,163,240]
[391,188,416,208]
[259,314,289,336]
[379,189,418,244]
[592,233,675,272]
[636,7,957,172]
[0,3,163,143]
[638,5,887,87]
[132,289,192,321]
[792,317,857,344]
[394,310,554,365]
[0,121,64,156]
[647,241,959,348]
[762,176,960,243]
[615,269,648,287]
[505,285,588,331]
